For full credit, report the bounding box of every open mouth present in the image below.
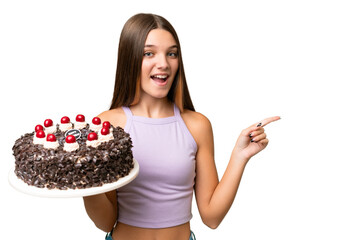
[151,74,169,85]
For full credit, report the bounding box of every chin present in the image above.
[152,92,170,99]
[141,89,170,100]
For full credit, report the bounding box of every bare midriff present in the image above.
[111,221,191,240]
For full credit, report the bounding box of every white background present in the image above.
[1,0,359,239]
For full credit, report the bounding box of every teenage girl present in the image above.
[83,13,280,240]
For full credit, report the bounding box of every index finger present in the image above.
[256,116,281,127]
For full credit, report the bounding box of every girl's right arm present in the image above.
[82,109,125,232]
[83,190,117,232]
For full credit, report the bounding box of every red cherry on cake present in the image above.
[36,130,46,138]
[65,135,76,144]
[76,114,85,122]
[46,134,56,142]
[35,125,44,132]
[61,116,70,124]
[92,117,101,125]
[44,119,53,127]
[101,127,110,136]
[87,132,98,141]
[103,121,111,129]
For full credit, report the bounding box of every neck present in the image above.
[130,95,174,118]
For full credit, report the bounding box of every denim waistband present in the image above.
[105,230,196,240]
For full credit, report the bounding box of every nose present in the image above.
[156,54,169,70]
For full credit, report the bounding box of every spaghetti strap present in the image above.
[173,104,197,151]
[122,106,133,119]
[121,106,133,133]
[173,103,181,118]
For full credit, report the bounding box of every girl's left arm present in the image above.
[187,112,280,229]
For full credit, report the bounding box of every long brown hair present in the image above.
[109,13,195,112]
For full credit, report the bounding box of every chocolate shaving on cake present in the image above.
[13,125,134,190]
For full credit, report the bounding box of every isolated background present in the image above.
[1,0,359,239]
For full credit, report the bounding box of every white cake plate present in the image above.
[8,159,139,198]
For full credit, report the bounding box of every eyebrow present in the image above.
[144,44,178,49]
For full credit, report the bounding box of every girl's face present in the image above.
[140,29,179,100]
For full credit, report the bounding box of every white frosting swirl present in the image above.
[99,131,114,142]
[59,123,72,132]
[74,122,87,129]
[44,140,60,149]
[90,123,102,132]
[44,125,57,134]
[86,140,101,148]
[63,142,79,152]
[33,135,46,145]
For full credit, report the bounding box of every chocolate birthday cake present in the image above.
[12,115,134,190]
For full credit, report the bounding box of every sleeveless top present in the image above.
[116,104,197,228]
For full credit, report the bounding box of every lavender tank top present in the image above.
[116,104,197,228]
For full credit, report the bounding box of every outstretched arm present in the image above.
[191,114,280,229]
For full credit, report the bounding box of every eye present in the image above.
[168,52,178,58]
[144,52,154,57]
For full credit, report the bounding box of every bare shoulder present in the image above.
[181,110,211,128]
[181,110,213,146]
[98,108,127,128]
